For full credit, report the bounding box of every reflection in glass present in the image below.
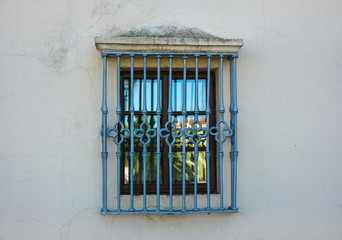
[124,78,207,112]
[172,79,207,111]
[124,79,160,111]
[123,115,158,148]
[173,115,207,148]
[172,151,207,184]
[123,151,207,185]
[122,75,210,188]
[124,152,162,184]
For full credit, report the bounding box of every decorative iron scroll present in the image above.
[107,120,130,145]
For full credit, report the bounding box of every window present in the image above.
[95,34,243,215]
[120,70,217,195]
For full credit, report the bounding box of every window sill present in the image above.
[105,194,237,214]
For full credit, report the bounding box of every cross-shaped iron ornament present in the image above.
[209,119,233,144]
[133,120,157,145]
[107,120,130,145]
[160,120,183,146]
[184,118,208,145]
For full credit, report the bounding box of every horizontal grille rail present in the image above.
[101,51,238,214]
[103,209,238,215]
[102,51,238,57]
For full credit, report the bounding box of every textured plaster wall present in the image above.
[1,0,342,239]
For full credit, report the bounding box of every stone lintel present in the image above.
[94,36,243,53]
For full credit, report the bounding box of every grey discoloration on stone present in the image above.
[44,37,69,72]
[95,24,243,52]
[118,24,224,40]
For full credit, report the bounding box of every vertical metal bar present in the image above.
[139,79,142,111]
[174,80,177,111]
[168,55,173,212]
[150,77,154,183]
[194,55,200,115]
[129,54,135,211]
[219,55,224,210]
[206,55,211,210]
[181,56,187,212]
[219,56,225,114]
[116,54,122,211]
[167,56,173,115]
[101,54,108,213]
[151,79,154,111]
[116,151,121,211]
[142,54,148,211]
[156,55,162,211]
[193,54,199,211]
[229,55,239,211]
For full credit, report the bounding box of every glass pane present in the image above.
[170,78,207,112]
[133,79,142,111]
[179,79,206,112]
[124,78,161,112]
[171,79,183,111]
[124,79,130,111]
[123,152,162,184]
[123,115,158,148]
[172,151,207,184]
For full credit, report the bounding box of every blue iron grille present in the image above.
[100,51,239,215]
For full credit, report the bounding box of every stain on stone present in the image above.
[118,24,224,40]
[92,1,121,19]
[41,31,71,72]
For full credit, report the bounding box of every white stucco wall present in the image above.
[1,0,342,239]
